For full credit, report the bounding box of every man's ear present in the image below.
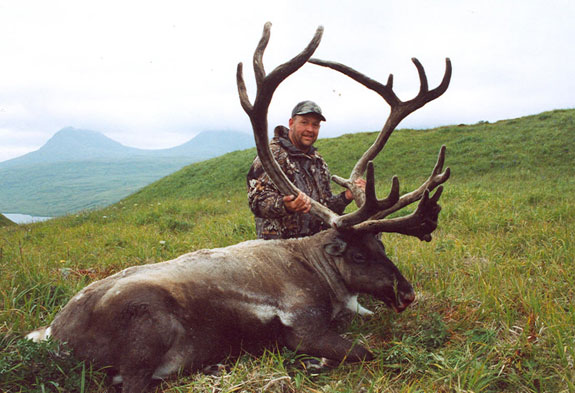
[324,237,347,256]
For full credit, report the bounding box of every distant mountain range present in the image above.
[1,127,254,167]
[0,128,254,216]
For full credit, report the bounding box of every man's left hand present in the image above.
[345,178,366,201]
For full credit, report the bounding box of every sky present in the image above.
[0,0,573,162]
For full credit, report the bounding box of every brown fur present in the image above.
[29,229,414,393]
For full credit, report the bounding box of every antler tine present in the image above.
[238,23,341,227]
[353,186,444,241]
[412,58,429,96]
[334,163,400,229]
[253,22,271,89]
[236,63,253,114]
[371,145,450,221]
[425,58,452,102]
[309,58,400,106]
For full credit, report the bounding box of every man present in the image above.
[247,100,363,239]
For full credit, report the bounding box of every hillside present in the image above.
[0,128,254,216]
[127,109,574,205]
[1,109,574,392]
[0,213,15,227]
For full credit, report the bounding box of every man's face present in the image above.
[288,114,322,152]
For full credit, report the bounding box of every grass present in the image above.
[0,108,574,392]
[0,214,15,227]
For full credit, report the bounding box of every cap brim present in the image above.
[294,111,326,121]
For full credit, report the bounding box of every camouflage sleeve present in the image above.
[246,157,290,219]
[326,190,351,215]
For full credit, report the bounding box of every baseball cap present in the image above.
[291,100,326,121]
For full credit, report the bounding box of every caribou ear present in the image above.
[324,237,348,256]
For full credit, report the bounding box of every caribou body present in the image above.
[28,22,452,393]
[29,230,414,392]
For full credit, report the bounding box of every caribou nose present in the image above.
[396,290,416,312]
[404,290,416,304]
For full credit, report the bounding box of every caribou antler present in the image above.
[353,187,444,242]
[238,23,452,241]
[238,22,341,228]
[309,57,452,208]
[308,56,451,238]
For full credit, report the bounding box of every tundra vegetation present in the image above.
[0,108,574,392]
[0,214,15,227]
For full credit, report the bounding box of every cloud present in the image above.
[0,0,573,161]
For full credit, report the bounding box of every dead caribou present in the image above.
[27,23,451,393]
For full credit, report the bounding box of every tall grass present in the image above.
[1,109,573,392]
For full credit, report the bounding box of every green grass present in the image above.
[1,109,574,392]
[0,214,15,227]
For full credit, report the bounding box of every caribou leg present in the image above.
[283,306,374,362]
[120,372,153,393]
[285,328,373,363]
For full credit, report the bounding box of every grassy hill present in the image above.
[0,213,15,227]
[0,109,574,392]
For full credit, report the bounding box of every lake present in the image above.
[3,213,52,224]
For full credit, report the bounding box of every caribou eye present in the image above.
[351,250,367,264]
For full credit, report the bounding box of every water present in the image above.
[3,213,52,224]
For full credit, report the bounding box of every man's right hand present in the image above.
[284,193,311,213]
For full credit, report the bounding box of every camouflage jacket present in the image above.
[247,126,351,239]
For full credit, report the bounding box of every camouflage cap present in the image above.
[291,100,326,121]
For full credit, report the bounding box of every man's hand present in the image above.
[284,193,311,213]
[345,178,367,200]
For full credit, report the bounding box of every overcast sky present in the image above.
[0,0,573,162]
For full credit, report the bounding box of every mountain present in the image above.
[0,128,254,216]
[0,127,254,168]
[160,130,254,160]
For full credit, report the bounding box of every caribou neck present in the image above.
[293,230,351,306]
